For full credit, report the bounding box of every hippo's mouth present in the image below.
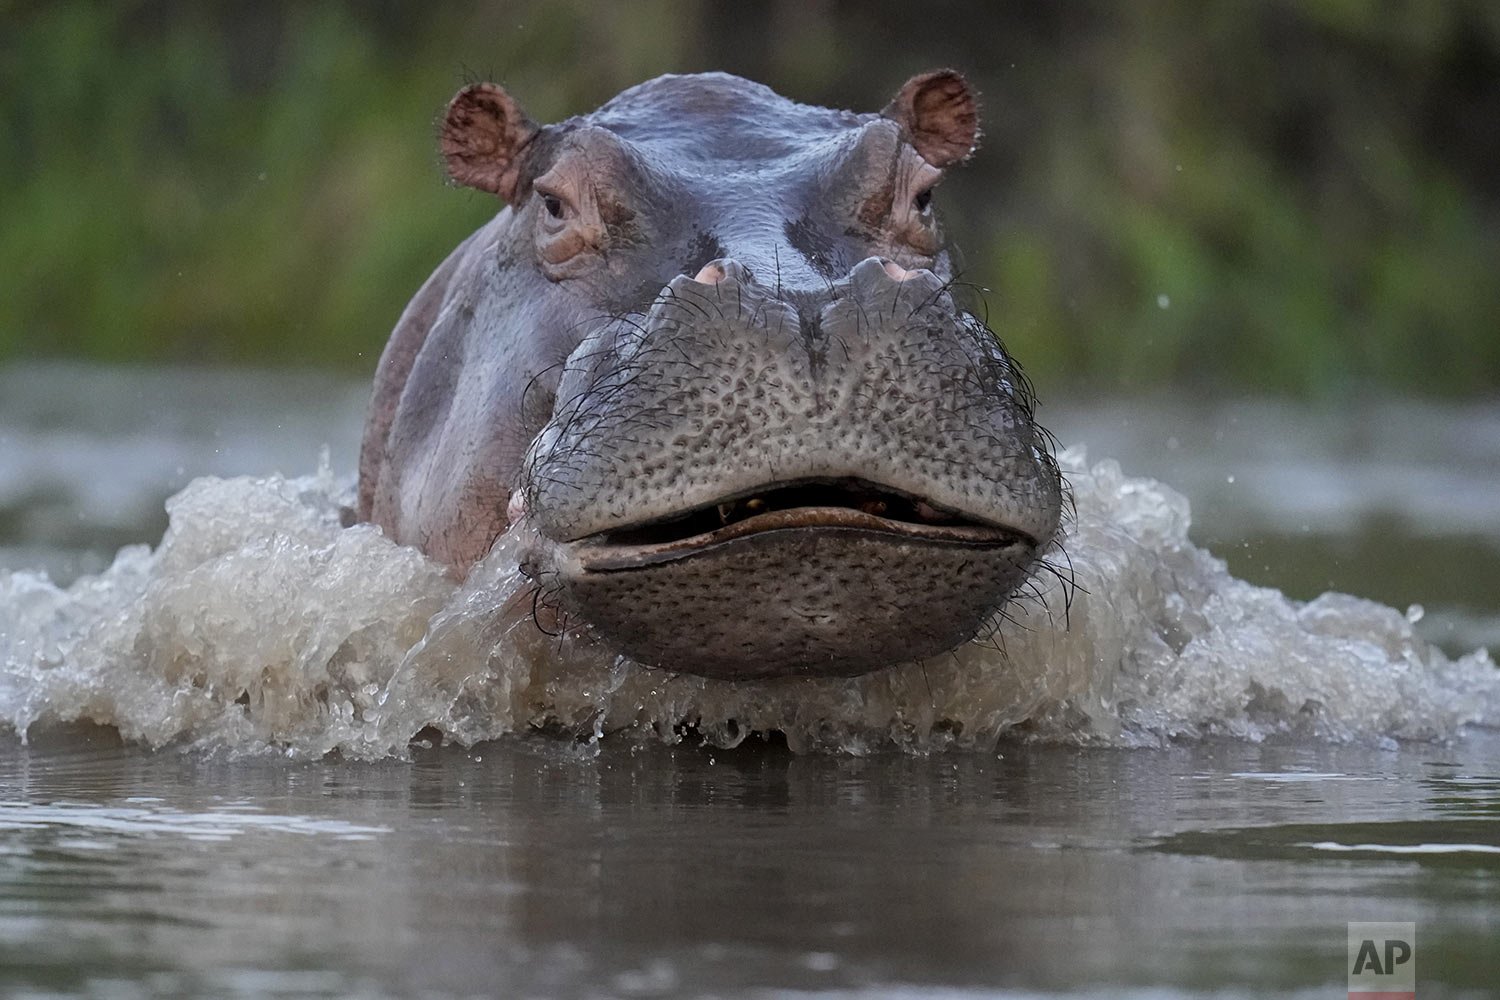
[570,479,1034,572]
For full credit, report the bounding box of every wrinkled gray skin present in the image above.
[358,71,1062,679]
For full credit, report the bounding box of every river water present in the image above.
[1,363,1497,997]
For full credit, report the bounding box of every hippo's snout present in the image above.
[516,256,1061,679]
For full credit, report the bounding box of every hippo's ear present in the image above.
[440,83,540,201]
[882,70,979,168]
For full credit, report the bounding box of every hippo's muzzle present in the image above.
[516,257,1060,679]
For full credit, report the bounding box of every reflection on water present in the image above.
[0,800,389,841]
[0,729,1496,998]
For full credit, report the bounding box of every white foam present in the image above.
[2,450,1496,758]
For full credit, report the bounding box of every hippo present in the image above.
[357,70,1063,680]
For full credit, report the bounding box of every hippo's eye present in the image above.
[541,193,564,219]
[913,189,933,213]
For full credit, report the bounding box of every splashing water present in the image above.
[1,450,1496,758]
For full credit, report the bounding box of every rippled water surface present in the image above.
[1,364,1498,997]
[1,730,1497,999]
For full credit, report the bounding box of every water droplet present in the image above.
[1226,474,1236,484]
[1406,604,1425,624]
[1156,293,1171,309]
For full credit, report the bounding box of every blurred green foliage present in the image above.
[2,0,1497,393]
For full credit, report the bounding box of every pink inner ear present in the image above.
[440,83,538,201]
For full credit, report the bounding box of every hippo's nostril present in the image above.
[506,490,527,526]
[688,257,756,287]
[844,256,944,302]
[692,262,727,285]
[881,259,914,282]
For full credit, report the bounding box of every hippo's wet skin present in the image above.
[358,71,1063,679]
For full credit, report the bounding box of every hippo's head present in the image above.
[358,71,1062,680]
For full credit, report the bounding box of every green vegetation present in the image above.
[2,1,1497,393]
